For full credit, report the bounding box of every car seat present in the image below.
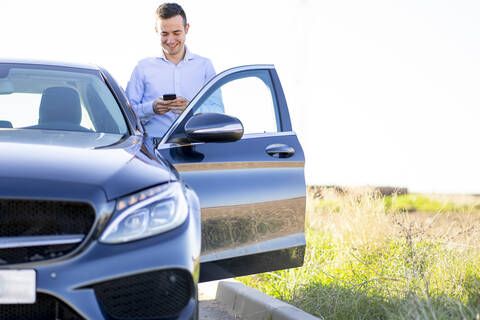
[0,120,13,128]
[36,86,90,132]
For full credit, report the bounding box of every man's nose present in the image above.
[166,35,176,44]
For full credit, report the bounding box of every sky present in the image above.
[1,0,479,193]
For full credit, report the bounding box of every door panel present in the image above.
[156,65,306,281]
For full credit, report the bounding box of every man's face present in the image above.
[155,15,189,57]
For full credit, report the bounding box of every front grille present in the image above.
[0,200,95,264]
[94,269,193,320]
[0,293,84,320]
[0,200,94,236]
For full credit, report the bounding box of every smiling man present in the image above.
[126,3,220,137]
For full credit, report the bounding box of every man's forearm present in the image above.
[131,100,156,121]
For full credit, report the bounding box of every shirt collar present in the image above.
[184,46,194,61]
[159,46,195,62]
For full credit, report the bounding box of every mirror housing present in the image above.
[184,113,243,143]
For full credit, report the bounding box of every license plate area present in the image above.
[0,270,36,304]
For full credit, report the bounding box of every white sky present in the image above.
[1,0,479,193]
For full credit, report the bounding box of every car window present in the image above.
[0,92,95,130]
[192,69,279,134]
[0,64,128,136]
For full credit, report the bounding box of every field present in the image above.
[238,187,480,319]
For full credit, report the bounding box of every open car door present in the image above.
[156,65,306,282]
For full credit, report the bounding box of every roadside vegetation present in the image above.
[238,187,480,319]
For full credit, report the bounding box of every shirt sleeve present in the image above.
[204,59,217,83]
[196,59,225,114]
[125,64,156,121]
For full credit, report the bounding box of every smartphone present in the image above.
[163,94,176,101]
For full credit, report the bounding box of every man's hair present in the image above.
[156,3,187,27]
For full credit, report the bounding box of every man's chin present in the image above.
[163,47,182,56]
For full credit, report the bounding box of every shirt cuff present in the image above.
[140,100,156,118]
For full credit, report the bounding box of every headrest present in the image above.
[39,87,82,125]
[0,120,13,128]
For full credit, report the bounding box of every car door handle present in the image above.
[266,144,295,158]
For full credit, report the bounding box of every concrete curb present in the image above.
[199,279,323,320]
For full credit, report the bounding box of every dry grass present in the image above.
[308,186,480,249]
[307,186,395,247]
[239,187,480,320]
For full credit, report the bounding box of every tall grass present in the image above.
[238,187,480,319]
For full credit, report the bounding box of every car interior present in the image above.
[0,120,12,128]
[27,86,91,132]
[0,66,127,135]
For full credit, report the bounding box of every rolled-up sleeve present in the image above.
[126,65,155,121]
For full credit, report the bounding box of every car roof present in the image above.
[0,58,98,71]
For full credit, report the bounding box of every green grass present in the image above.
[384,194,475,213]
[313,193,476,214]
[237,187,480,320]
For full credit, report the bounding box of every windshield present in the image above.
[0,63,128,144]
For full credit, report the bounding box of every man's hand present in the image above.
[152,98,171,115]
[152,97,189,115]
[167,97,189,114]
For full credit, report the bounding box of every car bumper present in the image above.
[1,204,201,320]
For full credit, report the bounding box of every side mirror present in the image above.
[184,113,243,143]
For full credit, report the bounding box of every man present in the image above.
[126,3,221,137]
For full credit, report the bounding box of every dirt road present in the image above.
[199,299,239,320]
[199,283,239,320]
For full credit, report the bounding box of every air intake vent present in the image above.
[94,269,193,319]
[0,293,84,320]
[0,199,95,264]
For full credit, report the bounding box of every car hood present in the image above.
[0,131,175,201]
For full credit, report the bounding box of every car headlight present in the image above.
[100,182,188,244]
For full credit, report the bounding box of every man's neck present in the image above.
[164,47,186,65]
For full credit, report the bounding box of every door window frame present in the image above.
[160,65,292,144]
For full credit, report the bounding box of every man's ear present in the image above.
[155,19,161,34]
[185,23,190,34]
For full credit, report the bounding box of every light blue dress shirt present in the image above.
[126,47,221,137]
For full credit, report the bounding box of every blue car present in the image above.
[0,59,306,320]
